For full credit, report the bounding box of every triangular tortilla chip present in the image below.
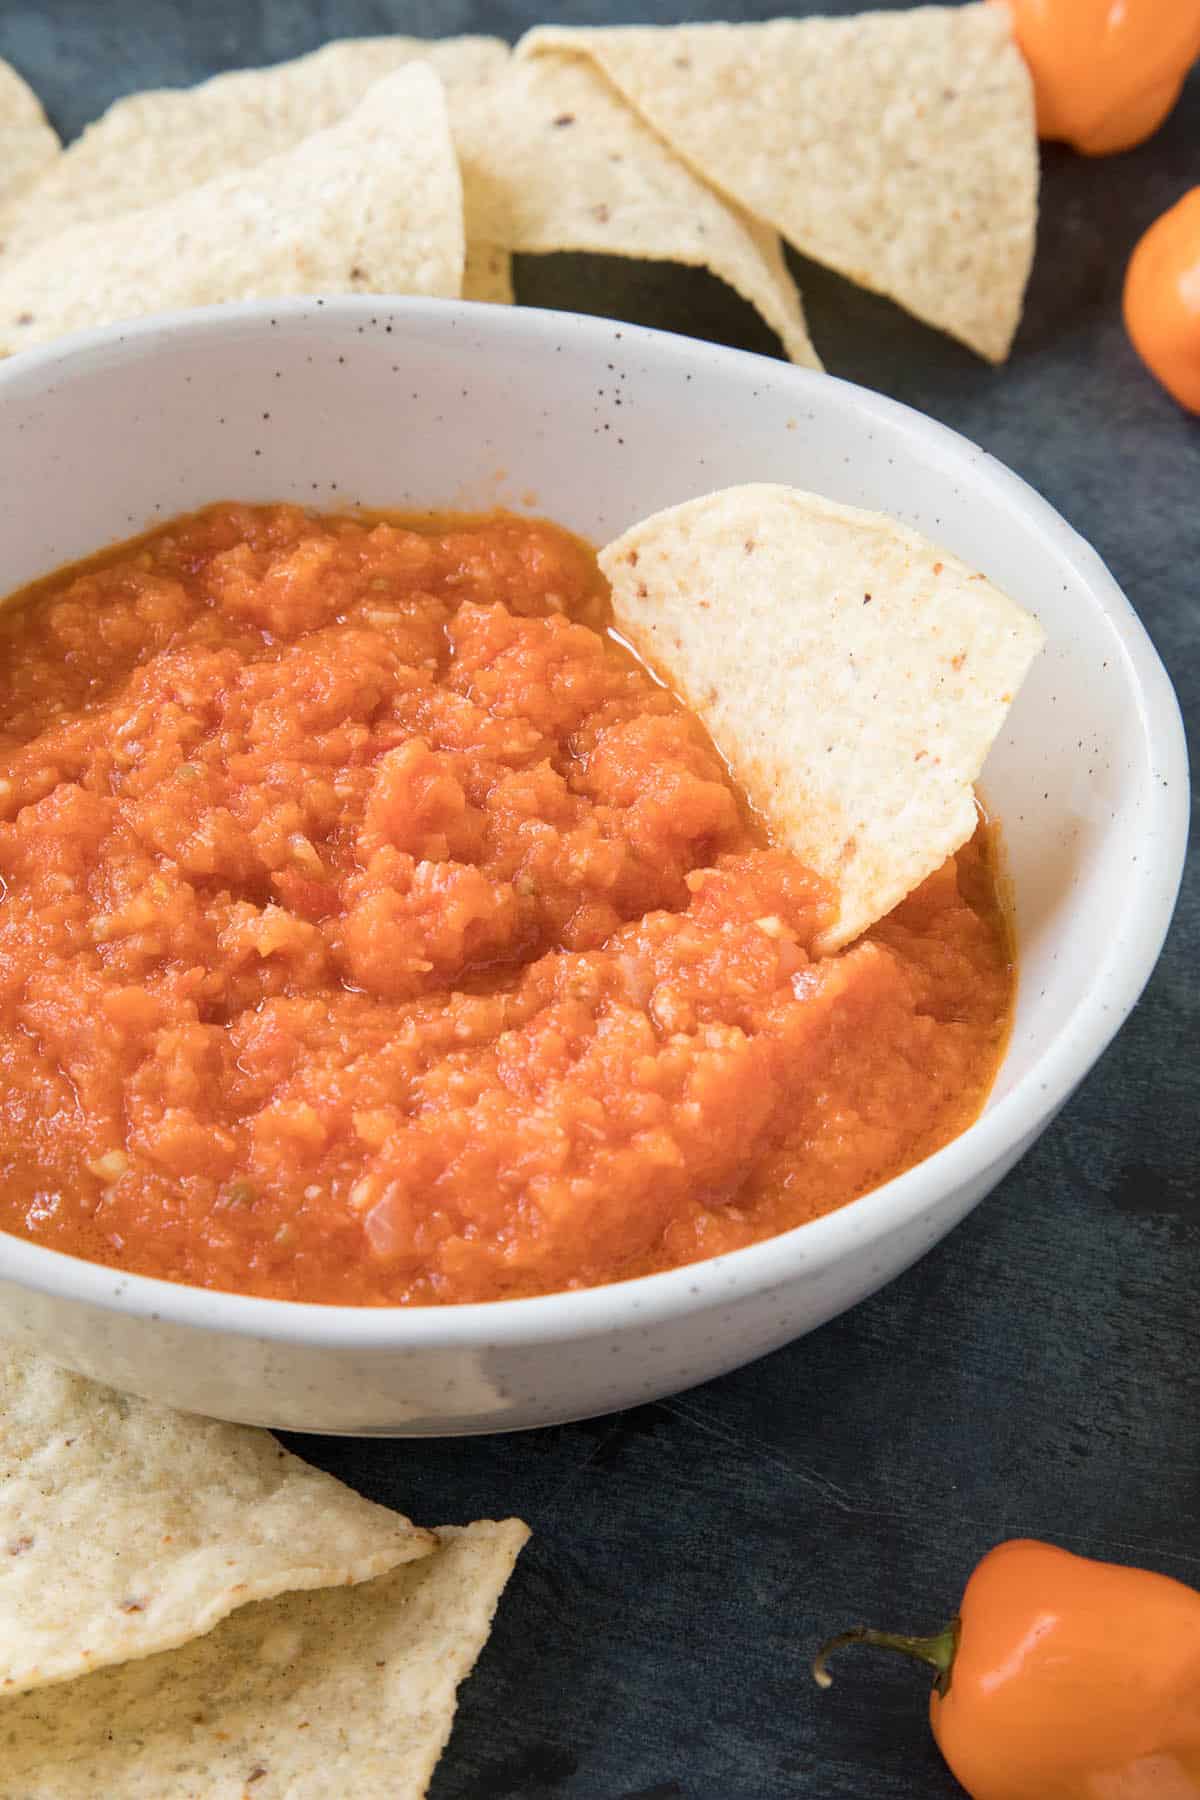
[0,1521,528,1800]
[0,62,464,354]
[0,60,59,230]
[0,36,506,263]
[0,1346,435,1695]
[521,5,1037,361]
[600,485,1044,952]
[453,52,819,366]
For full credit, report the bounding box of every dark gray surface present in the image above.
[3,5,1196,1795]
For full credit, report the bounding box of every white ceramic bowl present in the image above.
[0,299,1186,1433]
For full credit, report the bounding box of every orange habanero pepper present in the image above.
[814,1538,1200,1798]
[993,0,1200,155]
[1124,188,1200,415]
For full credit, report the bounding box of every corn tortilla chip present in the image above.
[0,61,59,229]
[521,5,1037,362]
[600,485,1044,952]
[453,52,819,367]
[0,1346,435,1696]
[463,241,515,304]
[0,36,506,263]
[0,63,464,355]
[0,1521,528,1800]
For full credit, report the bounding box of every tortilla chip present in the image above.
[600,485,1044,951]
[0,36,506,263]
[0,1346,436,1696]
[0,63,464,355]
[463,241,515,304]
[0,60,59,229]
[0,1521,528,1800]
[453,52,819,367]
[521,5,1037,362]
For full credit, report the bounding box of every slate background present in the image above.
[2,4,1196,1795]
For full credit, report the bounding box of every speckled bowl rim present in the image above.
[0,296,1188,1351]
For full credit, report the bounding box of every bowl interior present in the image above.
[0,298,1185,1324]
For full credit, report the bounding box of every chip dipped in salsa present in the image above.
[0,503,1017,1306]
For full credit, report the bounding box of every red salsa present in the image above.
[0,505,1013,1304]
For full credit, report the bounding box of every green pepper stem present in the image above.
[812,1621,960,1696]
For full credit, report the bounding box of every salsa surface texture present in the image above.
[0,505,1013,1305]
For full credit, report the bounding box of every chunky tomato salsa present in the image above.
[0,505,1013,1305]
